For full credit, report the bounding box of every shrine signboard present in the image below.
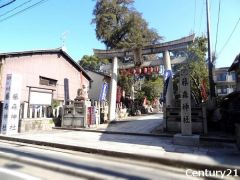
[180,68,192,135]
[1,74,22,135]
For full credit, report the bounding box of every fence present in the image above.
[19,102,62,119]
[18,102,59,133]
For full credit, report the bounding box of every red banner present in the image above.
[116,86,122,103]
[87,107,92,125]
[201,80,208,101]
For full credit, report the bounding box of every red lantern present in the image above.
[143,67,148,74]
[127,69,131,75]
[148,67,153,74]
[136,67,142,74]
[131,68,136,75]
[154,66,159,73]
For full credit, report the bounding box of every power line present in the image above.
[0,0,50,23]
[214,0,221,55]
[0,0,33,18]
[0,0,16,9]
[218,17,240,56]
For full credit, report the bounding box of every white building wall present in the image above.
[87,71,110,101]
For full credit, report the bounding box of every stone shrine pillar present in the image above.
[173,67,199,146]
[180,68,192,135]
[1,74,22,135]
[163,50,174,107]
[109,56,118,121]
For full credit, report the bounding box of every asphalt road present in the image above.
[0,139,200,180]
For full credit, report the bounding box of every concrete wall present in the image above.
[0,53,89,102]
[19,118,54,133]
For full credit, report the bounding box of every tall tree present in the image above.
[92,0,161,49]
[187,37,209,103]
[172,37,209,104]
[140,76,163,101]
[78,55,109,71]
[178,37,209,103]
[118,75,134,95]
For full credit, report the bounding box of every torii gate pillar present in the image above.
[109,56,118,121]
[163,50,174,107]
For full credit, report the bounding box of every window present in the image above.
[231,72,236,81]
[39,76,57,86]
[217,85,228,94]
[217,73,227,81]
[220,85,228,94]
[232,85,236,90]
[222,88,227,94]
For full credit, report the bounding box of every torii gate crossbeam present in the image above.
[93,34,195,121]
[93,34,194,58]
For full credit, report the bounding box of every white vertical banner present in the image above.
[180,68,192,135]
[99,83,108,102]
[1,74,22,135]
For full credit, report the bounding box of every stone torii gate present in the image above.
[94,34,194,121]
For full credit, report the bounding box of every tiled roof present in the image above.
[0,48,92,81]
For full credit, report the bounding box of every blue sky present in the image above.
[0,0,239,68]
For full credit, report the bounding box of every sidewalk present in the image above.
[98,114,162,134]
[56,113,235,143]
[83,113,165,135]
[0,129,239,172]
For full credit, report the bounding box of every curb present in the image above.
[52,127,236,143]
[0,135,239,173]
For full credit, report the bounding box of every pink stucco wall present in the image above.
[0,53,89,102]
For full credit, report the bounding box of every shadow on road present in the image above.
[98,114,240,167]
[0,146,147,180]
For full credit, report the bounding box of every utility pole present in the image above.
[206,0,216,98]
